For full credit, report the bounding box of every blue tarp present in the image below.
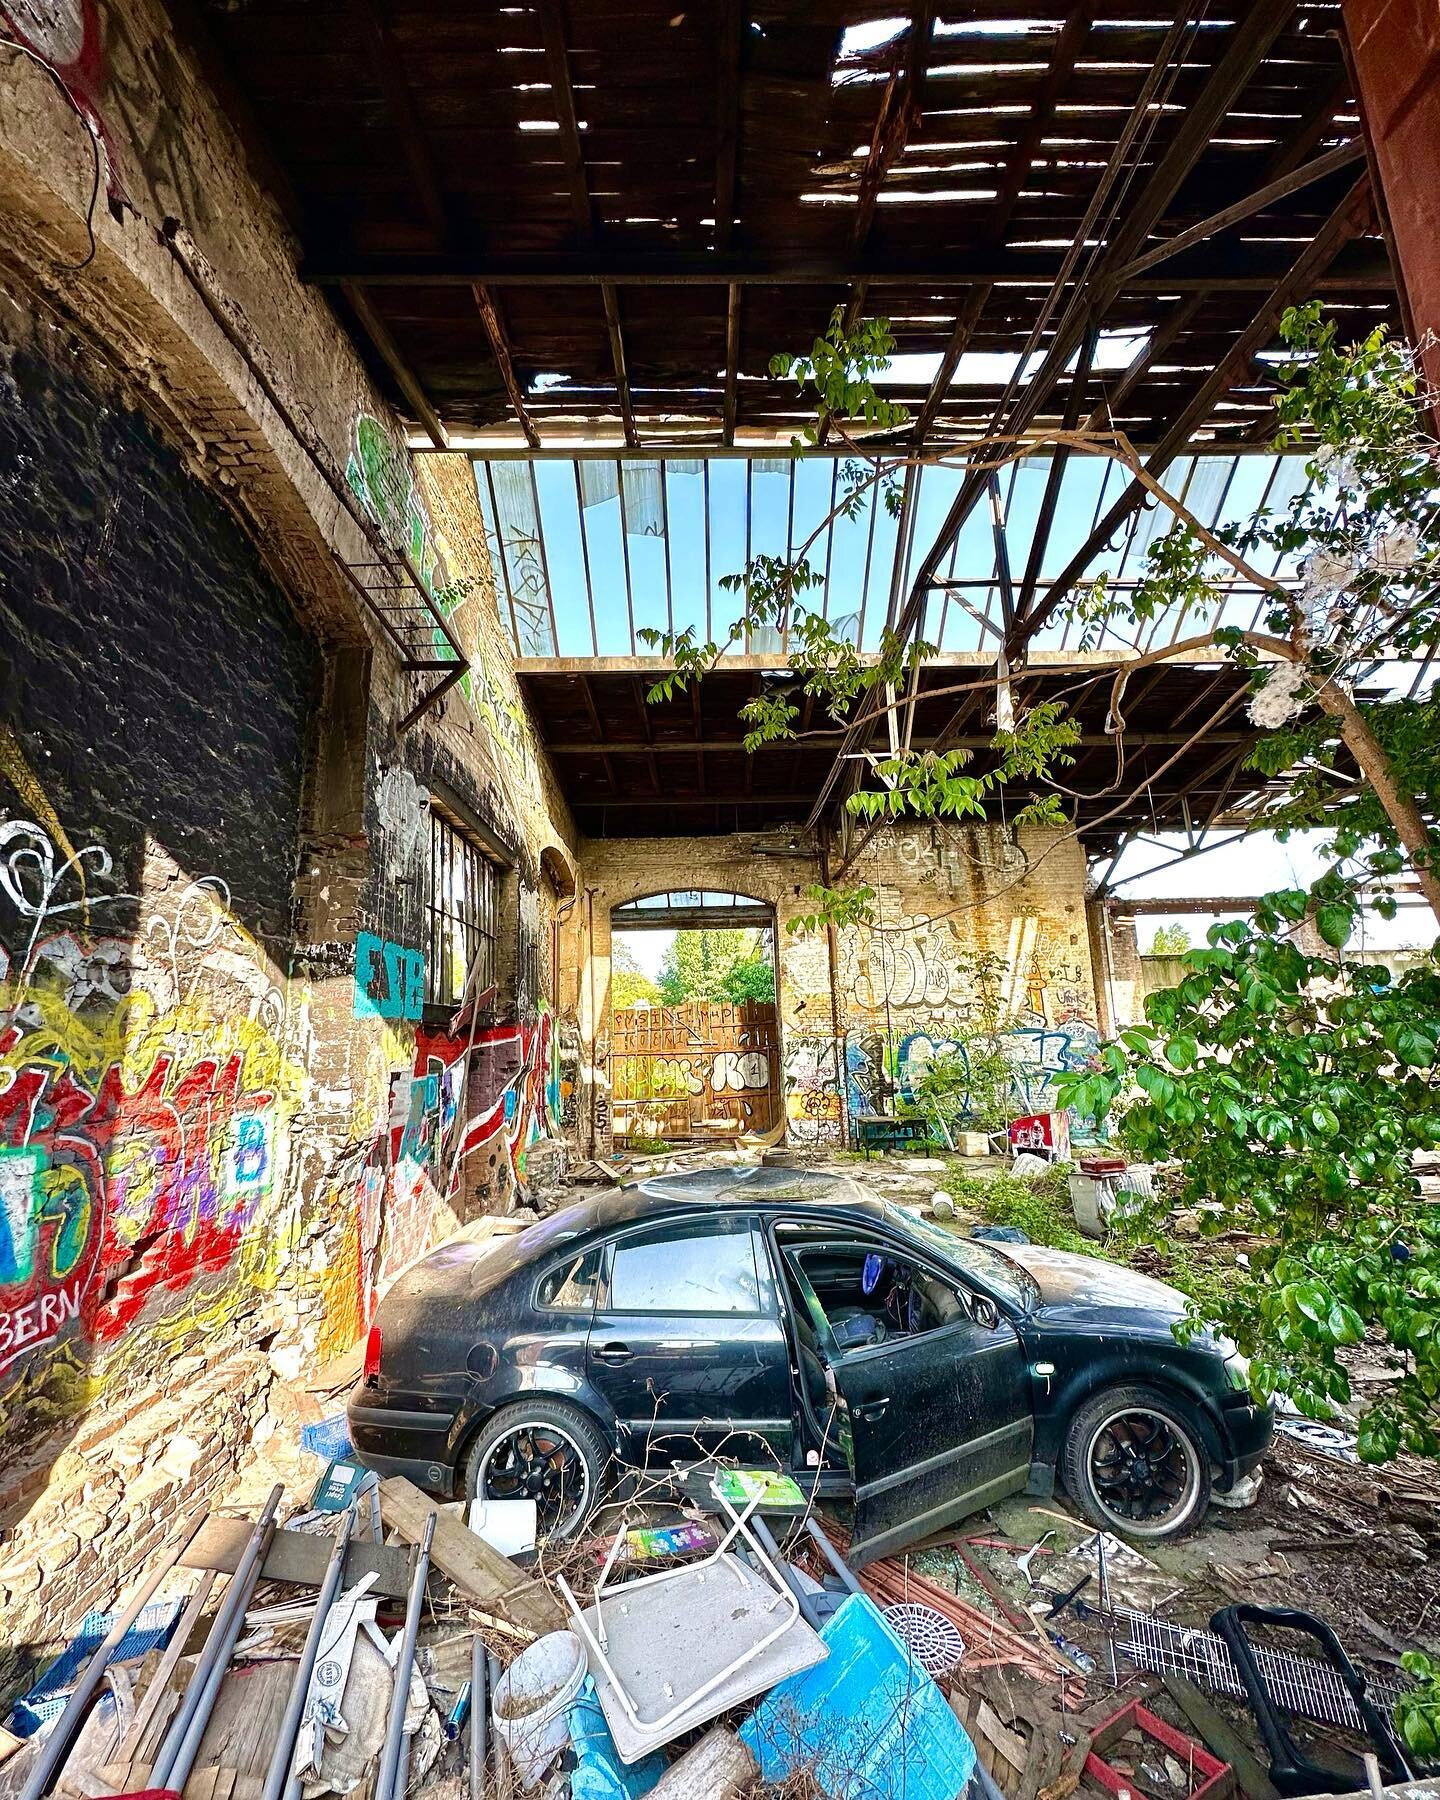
[566,1677,667,1799]
[741,1593,977,1800]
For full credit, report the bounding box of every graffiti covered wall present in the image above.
[0,324,318,1457]
[784,823,1102,1138]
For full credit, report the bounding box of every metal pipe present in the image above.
[19,1505,209,1800]
[151,1486,283,1790]
[373,1512,436,1800]
[804,1518,863,1596]
[260,1509,356,1800]
[750,1517,822,1630]
[469,1637,488,1800]
[486,1654,506,1795]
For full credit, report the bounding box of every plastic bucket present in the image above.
[491,1630,588,1789]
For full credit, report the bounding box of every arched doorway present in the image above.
[608,890,782,1145]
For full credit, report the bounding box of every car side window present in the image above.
[604,1221,764,1315]
[536,1247,603,1312]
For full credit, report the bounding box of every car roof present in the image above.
[515,1166,889,1256]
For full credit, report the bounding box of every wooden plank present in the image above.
[180,1519,414,1600]
[1161,1673,1279,1800]
[647,1726,758,1798]
[378,1476,564,1635]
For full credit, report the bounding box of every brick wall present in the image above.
[572,821,1101,1154]
[0,0,578,1696]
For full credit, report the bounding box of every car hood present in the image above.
[990,1242,1196,1336]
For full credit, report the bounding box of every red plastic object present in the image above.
[111,1789,181,1800]
[1083,1700,1234,1800]
[363,1324,383,1383]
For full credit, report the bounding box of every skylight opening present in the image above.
[935,17,1059,35]
[839,17,910,57]
[877,187,998,203]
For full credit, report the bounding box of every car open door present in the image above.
[779,1233,1034,1564]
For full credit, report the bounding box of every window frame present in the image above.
[533,1245,604,1315]
[423,798,505,1014]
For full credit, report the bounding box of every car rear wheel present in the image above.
[1061,1385,1211,1540]
[464,1400,609,1542]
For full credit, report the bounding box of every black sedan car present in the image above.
[348,1168,1272,1562]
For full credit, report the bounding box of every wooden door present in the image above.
[610,1001,782,1142]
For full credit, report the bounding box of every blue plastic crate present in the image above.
[741,1593,977,1800]
[300,1413,353,1460]
[9,1598,182,1737]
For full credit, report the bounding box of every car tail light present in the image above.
[363,1325,383,1384]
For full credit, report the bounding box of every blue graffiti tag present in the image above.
[354,932,426,1022]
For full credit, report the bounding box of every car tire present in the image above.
[1060,1385,1212,1541]
[463,1399,610,1543]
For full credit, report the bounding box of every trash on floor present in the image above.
[740,1592,977,1800]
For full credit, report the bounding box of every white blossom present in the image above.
[1298,547,1358,600]
[1248,660,1309,729]
[1375,526,1421,571]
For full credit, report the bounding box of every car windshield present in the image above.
[881,1203,1040,1311]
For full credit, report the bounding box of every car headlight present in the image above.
[1224,1352,1252,1394]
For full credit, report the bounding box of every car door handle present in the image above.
[594,1342,633,1365]
[857,1396,890,1421]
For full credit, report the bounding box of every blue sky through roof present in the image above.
[475,449,1317,662]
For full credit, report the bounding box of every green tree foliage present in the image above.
[1062,887,1440,1465]
[611,939,661,1010]
[1148,924,1191,955]
[656,929,775,1006]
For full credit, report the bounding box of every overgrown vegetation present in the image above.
[942,1162,1094,1256]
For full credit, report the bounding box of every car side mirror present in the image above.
[972,1295,1001,1331]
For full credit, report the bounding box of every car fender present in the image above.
[446,1357,623,1466]
[1031,1350,1229,1472]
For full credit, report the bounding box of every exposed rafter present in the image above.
[472,285,540,449]
[601,283,639,447]
[339,281,448,450]
[722,283,741,448]
[301,246,1388,290]
[911,286,988,447]
[1116,138,1365,282]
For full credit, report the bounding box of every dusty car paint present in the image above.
[348,1173,1272,1551]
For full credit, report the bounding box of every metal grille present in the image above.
[426,809,498,1007]
[1107,1606,1405,1732]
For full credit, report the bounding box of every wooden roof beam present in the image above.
[339,283,448,450]
[602,283,639,448]
[472,284,540,449]
[302,246,1392,289]
[722,282,740,447]
[537,0,593,238]
[1116,138,1366,284]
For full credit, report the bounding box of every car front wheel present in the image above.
[463,1399,610,1542]
[1061,1385,1211,1540]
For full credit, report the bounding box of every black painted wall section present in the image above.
[0,326,316,948]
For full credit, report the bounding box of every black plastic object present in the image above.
[1211,1604,1413,1797]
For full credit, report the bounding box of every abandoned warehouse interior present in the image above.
[2,0,1440,1787]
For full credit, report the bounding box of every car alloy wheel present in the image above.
[477,1419,592,1538]
[1084,1403,1202,1534]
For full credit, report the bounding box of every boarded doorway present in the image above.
[609,889,780,1145]
[611,1000,782,1142]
